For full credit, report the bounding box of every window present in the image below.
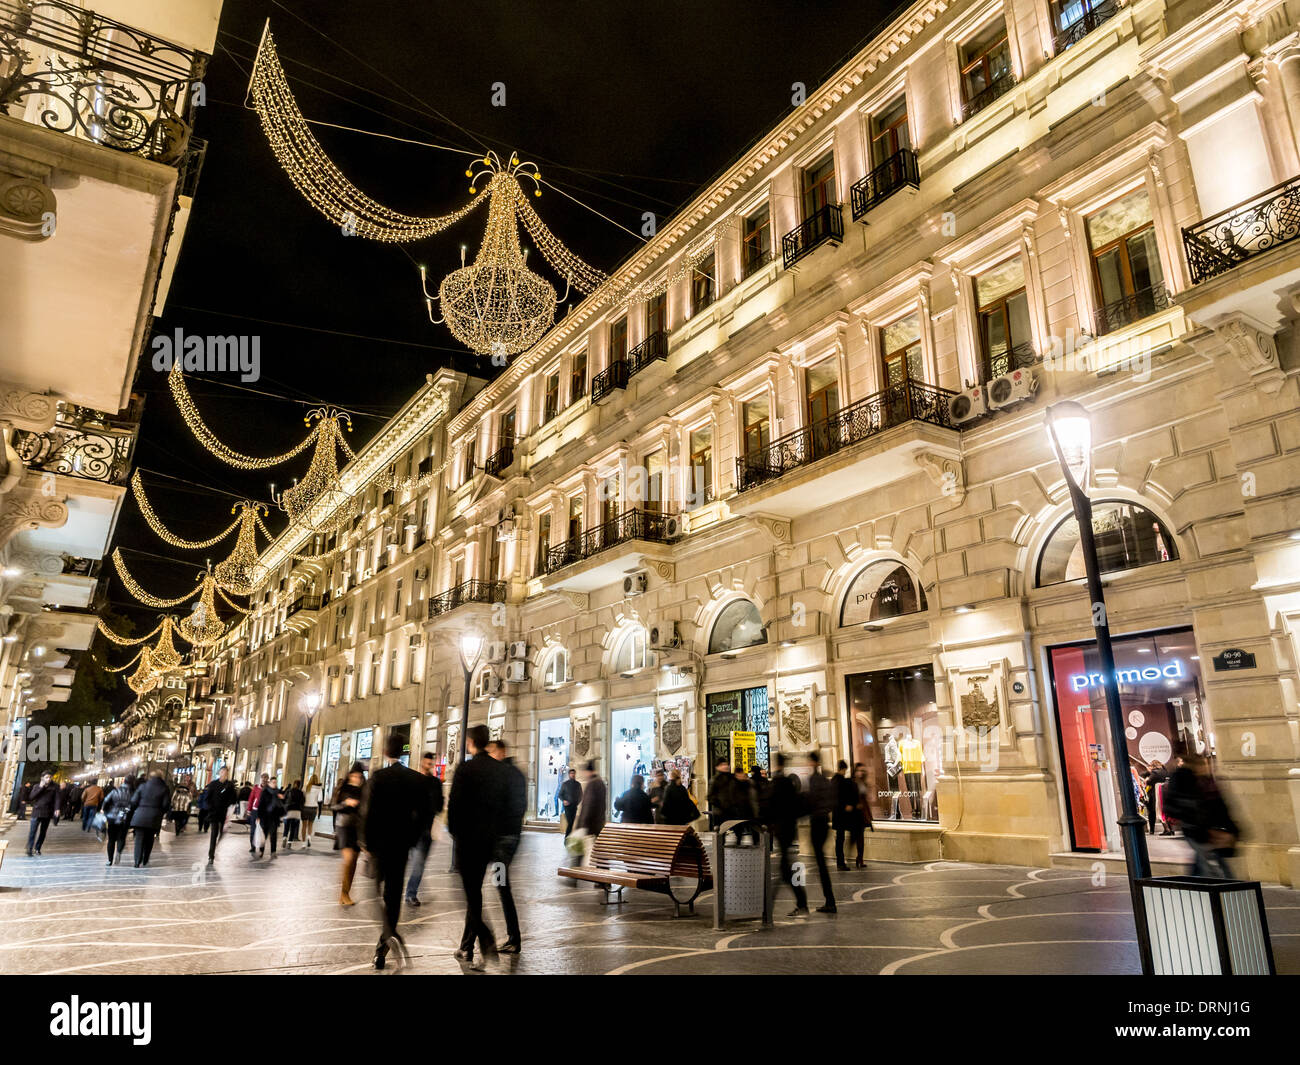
[498,407,516,447]
[543,370,560,423]
[463,438,476,483]
[960,20,1012,113]
[840,560,928,625]
[802,153,837,218]
[610,317,628,364]
[569,350,588,402]
[882,315,924,386]
[600,472,620,526]
[742,206,772,277]
[452,558,464,589]
[567,495,583,543]
[473,667,493,701]
[708,599,768,654]
[393,579,403,615]
[1037,500,1176,586]
[1087,188,1167,335]
[691,252,715,314]
[543,645,569,687]
[1051,0,1116,50]
[688,425,713,507]
[371,653,381,695]
[643,449,665,513]
[871,96,911,166]
[535,512,551,575]
[488,529,502,583]
[975,258,1034,379]
[806,359,842,459]
[647,291,667,337]
[390,648,400,689]
[742,397,770,458]
[612,626,649,674]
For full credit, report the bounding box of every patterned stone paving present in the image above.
[1,817,1296,975]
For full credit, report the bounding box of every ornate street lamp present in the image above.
[232,716,246,784]
[1045,400,1154,974]
[298,690,321,784]
[457,632,485,764]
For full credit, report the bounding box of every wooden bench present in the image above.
[558,823,713,916]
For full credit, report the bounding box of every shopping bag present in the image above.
[251,820,264,850]
[92,811,107,832]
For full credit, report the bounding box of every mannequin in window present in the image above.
[898,731,925,819]
[883,731,903,820]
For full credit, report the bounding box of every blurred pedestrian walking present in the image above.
[615,773,654,824]
[80,780,104,837]
[363,733,432,970]
[128,771,169,867]
[488,739,527,953]
[806,751,837,913]
[1165,752,1239,878]
[302,774,324,847]
[202,767,237,864]
[770,753,808,916]
[558,768,582,837]
[333,763,365,906]
[170,781,192,834]
[648,768,668,822]
[283,779,305,849]
[447,725,508,968]
[102,775,134,867]
[25,772,60,856]
[404,753,444,906]
[659,768,699,826]
[253,773,285,859]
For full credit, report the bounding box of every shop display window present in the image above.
[706,686,770,771]
[847,665,941,822]
[839,559,927,627]
[610,707,655,815]
[535,717,569,821]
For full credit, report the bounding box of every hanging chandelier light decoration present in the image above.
[213,501,268,596]
[126,648,160,695]
[176,576,228,648]
[267,407,358,537]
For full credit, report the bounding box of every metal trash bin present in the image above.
[712,819,772,929]
[1138,876,1275,974]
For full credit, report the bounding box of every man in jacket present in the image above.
[447,724,508,968]
[488,739,527,953]
[769,754,808,915]
[574,761,607,839]
[558,768,582,837]
[832,760,857,871]
[80,780,104,837]
[128,771,170,867]
[26,772,60,856]
[615,774,655,824]
[708,759,733,830]
[253,774,284,858]
[648,768,668,822]
[202,767,238,864]
[806,750,837,913]
[1164,752,1239,878]
[363,733,433,970]
[404,751,445,907]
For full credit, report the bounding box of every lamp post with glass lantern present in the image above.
[458,632,485,764]
[231,716,246,785]
[298,690,321,784]
[1045,400,1154,974]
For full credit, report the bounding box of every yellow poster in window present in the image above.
[730,730,757,773]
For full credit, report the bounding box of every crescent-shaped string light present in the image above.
[112,550,206,609]
[97,617,164,646]
[130,471,244,549]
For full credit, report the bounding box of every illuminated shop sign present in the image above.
[1068,658,1185,692]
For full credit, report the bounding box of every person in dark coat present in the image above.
[447,724,509,968]
[749,765,771,826]
[769,753,808,915]
[648,768,668,822]
[102,776,135,866]
[25,772,60,856]
[1164,752,1239,878]
[128,771,170,867]
[201,767,238,863]
[833,760,858,870]
[404,752,445,907]
[1141,760,1170,834]
[15,780,31,819]
[558,769,582,836]
[707,759,732,830]
[362,733,433,970]
[806,750,837,913]
[574,761,607,838]
[333,764,366,906]
[849,762,873,867]
[488,739,527,953]
[614,774,654,824]
[659,769,698,825]
[253,774,285,858]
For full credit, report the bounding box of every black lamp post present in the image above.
[1045,400,1154,975]
[231,717,246,784]
[457,632,485,764]
[298,691,321,784]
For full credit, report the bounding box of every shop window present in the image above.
[706,686,770,771]
[840,559,928,626]
[846,665,940,822]
[611,707,656,816]
[542,646,569,688]
[1037,500,1176,587]
[742,205,772,277]
[881,314,923,387]
[975,257,1034,379]
[535,717,570,821]
[612,626,649,674]
[1086,188,1168,335]
[708,599,768,654]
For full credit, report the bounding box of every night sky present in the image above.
[111,0,901,626]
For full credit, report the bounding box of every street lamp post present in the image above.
[298,691,321,784]
[1045,400,1154,975]
[458,632,484,764]
[231,717,246,785]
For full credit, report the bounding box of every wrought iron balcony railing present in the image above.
[741,247,772,279]
[629,330,668,376]
[982,340,1039,381]
[782,202,844,269]
[483,441,515,478]
[10,401,137,483]
[961,73,1018,121]
[851,148,920,220]
[285,593,324,620]
[193,732,232,749]
[1052,1,1120,55]
[1182,175,1300,285]
[1093,282,1171,336]
[592,359,630,402]
[0,0,209,163]
[543,508,674,575]
[736,378,959,493]
[426,579,506,619]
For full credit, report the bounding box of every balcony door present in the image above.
[806,360,841,460]
[881,315,924,425]
[871,96,911,167]
[1087,188,1166,335]
[802,154,837,219]
[975,258,1033,380]
[742,398,771,464]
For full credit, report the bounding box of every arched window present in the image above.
[542,646,569,688]
[708,599,768,654]
[1037,500,1176,587]
[612,626,649,674]
[839,560,928,626]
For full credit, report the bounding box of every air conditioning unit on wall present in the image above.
[508,641,528,660]
[486,641,507,664]
[650,623,681,648]
[505,660,527,683]
[623,571,647,596]
[948,384,987,425]
[987,366,1038,410]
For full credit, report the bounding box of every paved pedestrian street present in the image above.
[1,818,1296,976]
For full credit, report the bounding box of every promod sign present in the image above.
[1068,658,1186,692]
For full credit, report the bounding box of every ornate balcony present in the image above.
[961,73,1018,122]
[591,332,667,404]
[0,0,209,164]
[426,579,506,619]
[782,203,844,269]
[1052,1,1120,56]
[1182,176,1300,285]
[193,732,232,750]
[592,359,629,402]
[850,148,920,220]
[483,441,515,479]
[10,401,137,484]
[544,508,673,576]
[982,340,1039,381]
[732,379,960,517]
[1093,282,1171,337]
[285,593,325,621]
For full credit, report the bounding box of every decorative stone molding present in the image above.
[571,712,593,759]
[915,451,966,507]
[777,685,814,751]
[5,550,64,578]
[646,559,675,582]
[558,590,589,612]
[1215,317,1285,394]
[0,488,69,550]
[751,514,792,545]
[0,385,59,433]
[0,175,55,243]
